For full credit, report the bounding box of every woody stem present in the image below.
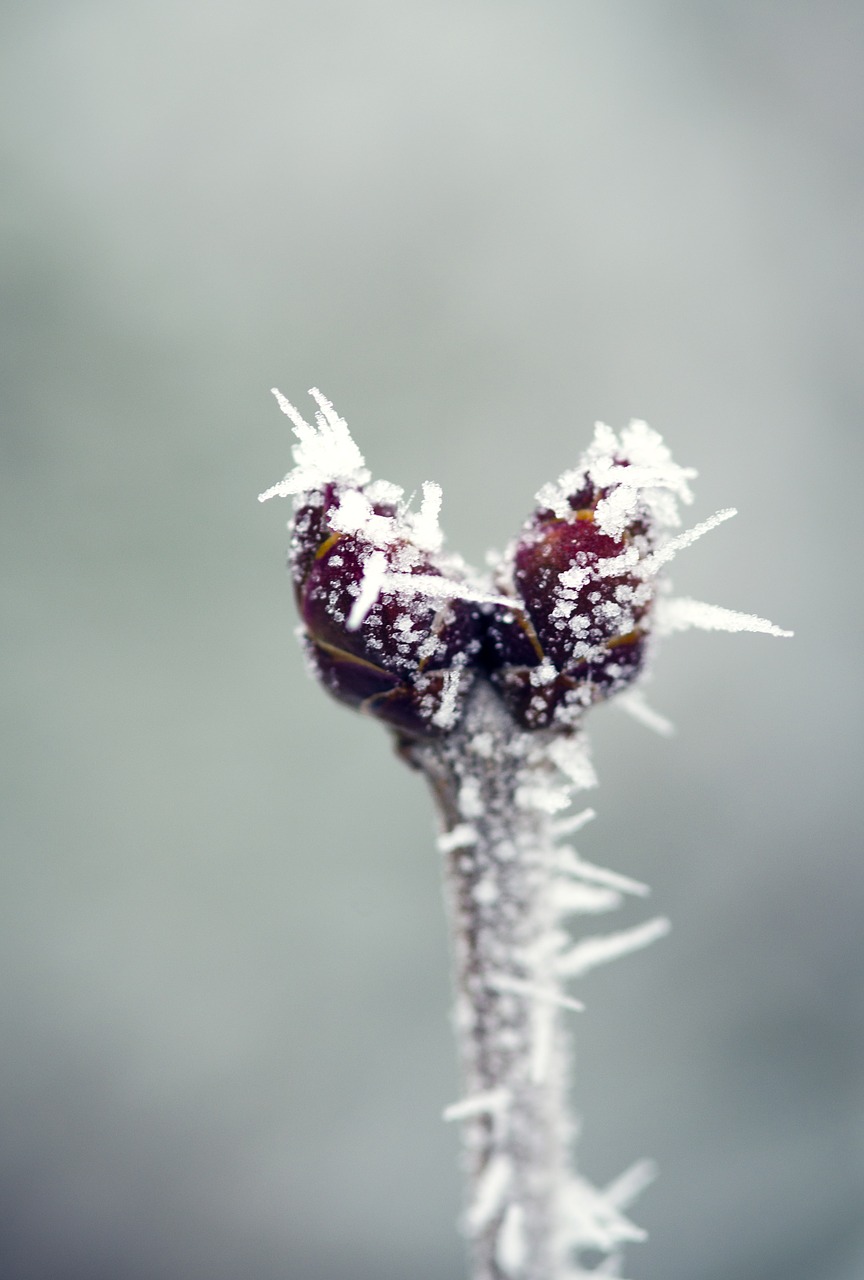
[404,682,577,1280]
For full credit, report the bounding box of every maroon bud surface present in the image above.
[291,486,483,740]
[486,474,655,729]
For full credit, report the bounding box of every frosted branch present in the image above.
[263,388,791,1280]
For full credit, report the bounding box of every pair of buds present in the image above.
[260,390,790,744]
[294,476,658,739]
[262,392,703,743]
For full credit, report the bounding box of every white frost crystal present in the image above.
[259,387,369,498]
[656,596,794,638]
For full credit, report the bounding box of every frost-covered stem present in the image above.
[405,684,581,1280]
[262,387,791,1279]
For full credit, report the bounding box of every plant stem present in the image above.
[405,683,579,1280]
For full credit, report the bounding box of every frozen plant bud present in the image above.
[294,489,486,740]
[260,389,486,741]
[484,421,697,730]
[263,397,773,742]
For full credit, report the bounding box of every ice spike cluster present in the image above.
[259,390,790,742]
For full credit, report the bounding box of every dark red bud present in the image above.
[292,488,483,739]
[485,474,655,729]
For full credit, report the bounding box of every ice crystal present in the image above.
[259,387,369,498]
[556,918,673,980]
[655,596,794,638]
[443,1088,512,1123]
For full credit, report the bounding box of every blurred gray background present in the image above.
[2,3,862,1278]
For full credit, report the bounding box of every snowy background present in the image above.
[2,3,862,1278]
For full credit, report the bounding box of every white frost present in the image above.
[552,880,623,915]
[615,690,675,738]
[458,777,484,820]
[515,781,572,814]
[656,596,793,638]
[560,1175,648,1251]
[557,917,671,979]
[466,1153,513,1234]
[259,387,369,499]
[550,807,596,839]
[346,550,388,630]
[551,849,650,898]
[436,824,478,853]
[384,572,514,609]
[539,419,696,533]
[431,655,469,731]
[497,1203,527,1274]
[643,507,737,573]
[531,998,556,1084]
[410,481,444,553]
[548,736,599,791]
[487,974,585,1012]
[443,1088,511,1122]
[603,1159,658,1212]
[329,488,397,545]
[553,1159,657,1273]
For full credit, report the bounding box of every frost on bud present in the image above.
[263,397,764,741]
[261,390,484,741]
[484,421,696,730]
[294,488,484,740]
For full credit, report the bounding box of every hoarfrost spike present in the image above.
[603,1159,659,1212]
[443,1088,512,1123]
[486,974,585,1012]
[497,1204,528,1274]
[550,849,650,898]
[641,506,737,573]
[615,690,675,737]
[656,596,794,638]
[557,917,672,979]
[467,1153,513,1234]
[550,807,597,839]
